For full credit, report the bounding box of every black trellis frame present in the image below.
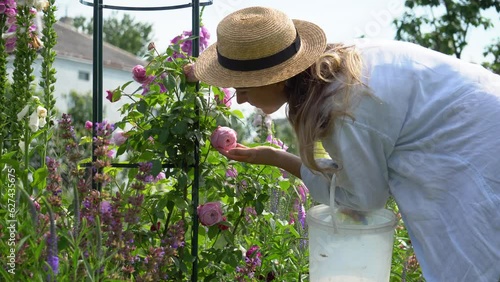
[77,1,213,280]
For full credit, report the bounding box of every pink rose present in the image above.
[197,202,223,226]
[111,130,128,146]
[132,65,150,84]
[183,63,198,83]
[211,126,237,151]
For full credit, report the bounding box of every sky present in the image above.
[55,0,499,118]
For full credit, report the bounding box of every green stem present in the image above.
[24,123,30,195]
[72,177,80,238]
[231,200,248,236]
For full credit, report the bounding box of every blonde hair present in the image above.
[286,43,367,174]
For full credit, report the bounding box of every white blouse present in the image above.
[300,39,500,282]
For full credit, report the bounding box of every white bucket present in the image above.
[306,204,397,282]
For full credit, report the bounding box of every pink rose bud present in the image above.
[147,42,156,51]
[106,90,120,102]
[85,120,93,130]
[183,63,198,83]
[132,65,149,84]
[197,202,223,227]
[211,126,237,151]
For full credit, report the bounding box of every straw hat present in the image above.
[195,6,327,88]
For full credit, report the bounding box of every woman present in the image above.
[195,6,500,282]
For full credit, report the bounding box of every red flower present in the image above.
[150,221,161,232]
[218,216,230,231]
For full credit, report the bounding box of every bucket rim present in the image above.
[306,204,397,232]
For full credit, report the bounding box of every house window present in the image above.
[78,70,90,81]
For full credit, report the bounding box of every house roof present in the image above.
[53,21,146,71]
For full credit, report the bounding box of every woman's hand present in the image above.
[216,143,274,165]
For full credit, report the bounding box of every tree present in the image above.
[393,0,500,73]
[483,39,500,74]
[72,12,154,56]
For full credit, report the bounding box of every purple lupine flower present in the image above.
[45,156,62,207]
[162,221,185,249]
[100,201,112,215]
[297,203,306,229]
[136,162,154,183]
[59,113,76,140]
[46,211,59,279]
[47,255,59,276]
[270,188,280,214]
[297,184,309,203]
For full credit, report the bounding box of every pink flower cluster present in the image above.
[211,126,237,151]
[170,25,210,59]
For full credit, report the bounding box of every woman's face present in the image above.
[234,82,287,115]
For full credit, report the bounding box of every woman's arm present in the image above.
[216,144,303,178]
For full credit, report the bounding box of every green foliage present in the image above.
[0,13,7,150]
[483,38,500,74]
[72,12,154,56]
[394,0,500,72]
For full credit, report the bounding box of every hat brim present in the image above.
[195,19,327,88]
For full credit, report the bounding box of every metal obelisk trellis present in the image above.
[77,1,213,280]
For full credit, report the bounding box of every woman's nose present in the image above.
[236,92,248,104]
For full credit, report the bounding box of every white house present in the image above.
[10,18,146,123]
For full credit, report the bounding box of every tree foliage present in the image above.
[72,12,154,56]
[393,0,500,73]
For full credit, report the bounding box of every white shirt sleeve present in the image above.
[301,118,393,211]
[330,119,392,211]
